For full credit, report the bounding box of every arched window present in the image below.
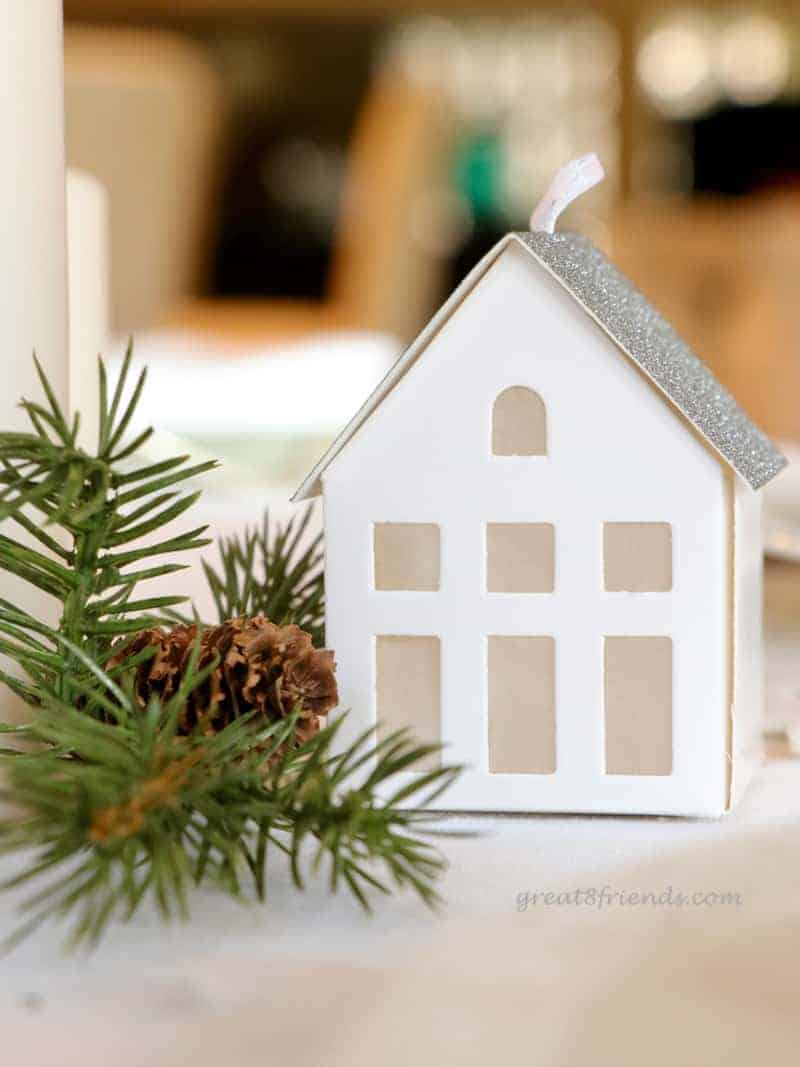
[492,387,546,456]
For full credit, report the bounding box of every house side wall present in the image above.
[730,479,763,808]
[323,242,730,816]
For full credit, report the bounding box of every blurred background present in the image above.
[58,0,800,742]
[62,0,800,542]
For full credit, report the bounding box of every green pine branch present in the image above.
[0,344,214,708]
[0,641,459,950]
[0,351,463,950]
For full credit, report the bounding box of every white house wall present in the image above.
[730,479,763,808]
[323,241,730,816]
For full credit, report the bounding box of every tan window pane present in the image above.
[376,636,440,770]
[487,523,554,593]
[492,387,546,456]
[374,523,440,591]
[603,522,672,592]
[604,636,672,775]
[488,636,555,774]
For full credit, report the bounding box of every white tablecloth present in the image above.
[2,755,799,1065]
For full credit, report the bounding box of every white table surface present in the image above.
[2,493,799,1065]
[3,758,800,1065]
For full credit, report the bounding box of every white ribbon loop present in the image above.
[529,153,605,234]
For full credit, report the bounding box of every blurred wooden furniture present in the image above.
[166,70,452,346]
[611,195,800,441]
[65,26,224,333]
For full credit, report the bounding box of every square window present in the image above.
[376,636,441,771]
[603,523,672,592]
[486,523,554,593]
[374,523,440,591]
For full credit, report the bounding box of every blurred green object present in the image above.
[454,128,505,222]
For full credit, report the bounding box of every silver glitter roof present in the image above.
[294,232,786,501]
[518,231,786,490]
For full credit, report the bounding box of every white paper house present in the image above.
[293,204,786,817]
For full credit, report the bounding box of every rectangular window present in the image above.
[604,636,672,775]
[603,522,672,592]
[486,523,554,593]
[374,523,440,591]
[376,636,441,770]
[488,636,555,774]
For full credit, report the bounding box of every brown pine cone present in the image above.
[107,615,338,747]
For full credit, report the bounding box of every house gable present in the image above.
[293,232,785,502]
[318,238,726,506]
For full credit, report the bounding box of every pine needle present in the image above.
[201,505,324,645]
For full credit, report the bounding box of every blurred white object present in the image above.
[637,11,718,119]
[785,703,800,755]
[717,13,789,106]
[111,331,400,436]
[0,3,69,721]
[68,168,110,451]
[763,442,800,561]
[65,26,224,333]
[107,330,401,490]
[0,3,68,434]
[529,152,605,233]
